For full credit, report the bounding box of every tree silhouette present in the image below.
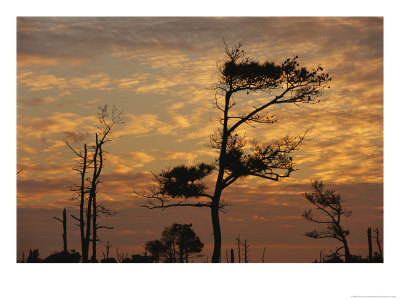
[161,223,204,263]
[367,227,373,262]
[145,239,164,263]
[174,223,204,263]
[101,241,117,263]
[261,247,266,263]
[235,235,250,263]
[302,181,352,262]
[67,105,123,262]
[145,223,204,263]
[53,208,68,253]
[374,228,383,259]
[140,42,331,262]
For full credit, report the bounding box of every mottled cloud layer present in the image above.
[17,17,383,262]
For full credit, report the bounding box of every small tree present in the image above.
[146,223,204,263]
[140,42,331,262]
[101,241,117,263]
[176,224,204,263]
[145,240,164,263]
[68,105,123,262]
[302,181,352,262]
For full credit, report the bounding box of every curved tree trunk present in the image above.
[210,91,232,263]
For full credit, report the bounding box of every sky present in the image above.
[16,17,383,263]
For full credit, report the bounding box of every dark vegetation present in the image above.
[20,223,203,263]
[145,223,204,263]
[19,42,382,263]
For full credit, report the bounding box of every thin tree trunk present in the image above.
[92,192,97,262]
[375,228,382,258]
[62,208,67,253]
[237,236,241,263]
[230,248,234,263]
[367,227,372,262]
[91,135,100,263]
[262,247,266,263]
[80,144,87,262]
[244,240,248,263]
[85,191,92,263]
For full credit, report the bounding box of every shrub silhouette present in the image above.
[44,250,81,263]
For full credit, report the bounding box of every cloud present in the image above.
[18,112,97,139]
[115,114,163,137]
[128,152,155,164]
[17,53,89,68]
[18,71,114,91]
[17,17,382,74]
[18,71,67,91]
[24,96,57,106]
[105,152,155,174]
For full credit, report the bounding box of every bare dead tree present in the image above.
[116,248,128,263]
[367,227,373,262]
[236,235,241,263]
[103,241,112,260]
[374,228,382,258]
[243,239,249,263]
[302,181,352,262]
[235,235,250,262]
[68,143,89,261]
[67,105,123,262]
[139,42,331,262]
[53,208,68,253]
[261,247,266,263]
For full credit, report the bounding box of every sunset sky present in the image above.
[16,17,383,262]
